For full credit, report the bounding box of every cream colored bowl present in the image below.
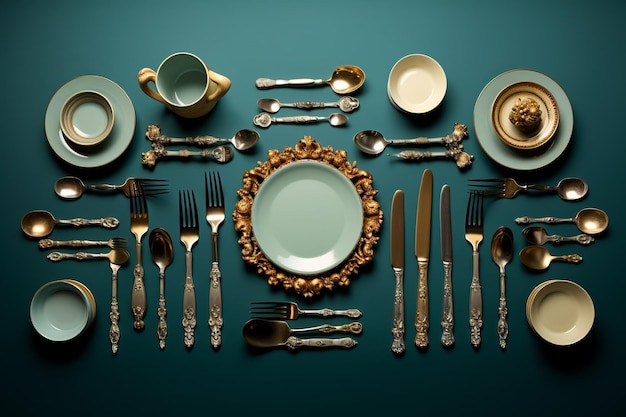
[387,54,447,114]
[527,280,594,346]
[60,90,114,148]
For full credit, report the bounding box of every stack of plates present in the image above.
[30,279,96,342]
[526,279,594,346]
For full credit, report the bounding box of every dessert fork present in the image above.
[129,182,149,330]
[179,190,199,349]
[465,191,484,348]
[250,301,362,320]
[205,171,225,349]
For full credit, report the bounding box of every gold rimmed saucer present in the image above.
[492,81,559,150]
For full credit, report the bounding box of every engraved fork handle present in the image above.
[441,260,455,347]
[209,232,223,350]
[182,250,196,348]
[131,240,146,330]
[391,267,405,354]
[157,269,167,350]
[469,249,482,348]
[299,308,363,318]
[497,268,508,350]
[39,239,109,248]
[291,322,363,335]
[47,251,108,261]
[109,264,121,354]
[415,259,429,349]
[285,336,358,350]
[56,217,119,228]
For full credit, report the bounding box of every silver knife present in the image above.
[390,190,405,354]
[414,169,433,348]
[440,184,455,347]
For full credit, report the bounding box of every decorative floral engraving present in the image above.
[233,136,383,298]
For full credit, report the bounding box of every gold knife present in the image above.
[390,190,405,354]
[414,169,433,348]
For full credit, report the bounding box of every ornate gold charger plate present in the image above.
[233,137,383,297]
[491,81,559,150]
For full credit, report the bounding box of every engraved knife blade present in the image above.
[440,184,454,347]
[390,190,405,354]
[414,169,433,348]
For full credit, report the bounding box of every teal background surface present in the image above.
[1,0,624,415]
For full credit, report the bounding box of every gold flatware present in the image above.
[242,319,358,350]
[255,65,365,94]
[108,249,130,355]
[54,176,168,200]
[129,183,149,331]
[390,190,405,354]
[521,226,594,245]
[142,144,234,167]
[515,208,608,235]
[179,190,199,349]
[149,228,173,350]
[145,124,259,151]
[465,191,484,348]
[21,210,119,238]
[414,169,432,349]
[439,184,455,347]
[469,177,588,201]
[205,172,225,350]
[38,237,128,249]
[519,245,582,270]
[491,226,513,349]
[250,301,362,320]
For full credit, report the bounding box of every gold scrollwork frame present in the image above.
[232,136,383,298]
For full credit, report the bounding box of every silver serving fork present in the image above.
[129,182,149,330]
[465,191,484,348]
[205,172,225,349]
[250,301,362,320]
[179,190,199,349]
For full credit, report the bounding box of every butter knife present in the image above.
[390,190,405,354]
[415,169,433,348]
[440,184,455,347]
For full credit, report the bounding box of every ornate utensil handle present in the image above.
[497,269,508,350]
[441,260,455,347]
[389,149,474,169]
[515,216,574,225]
[255,77,324,89]
[182,250,196,349]
[292,322,363,335]
[209,261,223,350]
[285,336,358,350]
[469,250,482,348]
[415,260,429,348]
[391,267,405,354]
[46,251,106,261]
[546,233,594,245]
[157,270,167,350]
[56,217,119,228]
[131,262,146,330]
[39,239,107,248]
[142,145,233,167]
[299,307,363,318]
[253,113,326,127]
[554,254,583,263]
[109,264,121,354]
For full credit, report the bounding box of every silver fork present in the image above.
[38,237,128,249]
[179,190,199,349]
[250,301,362,320]
[205,171,225,350]
[468,178,526,198]
[465,191,484,348]
[129,182,149,330]
[55,176,168,199]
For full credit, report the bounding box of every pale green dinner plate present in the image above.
[44,75,135,168]
[474,69,573,170]
[251,160,364,276]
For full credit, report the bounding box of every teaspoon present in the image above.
[519,245,582,270]
[253,112,348,128]
[257,96,359,113]
[149,228,173,350]
[108,248,130,354]
[490,226,513,349]
[145,125,259,151]
[21,210,119,238]
[522,226,595,245]
[255,65,365,94]
[242,319,359,350]
[515,208,608,235]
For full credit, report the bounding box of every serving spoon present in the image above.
[515,208,608,235]
[257,96,359,113]
[253,112,348,128]
[21,210,119,238]
[255,65,365,94]
[149,228,173,350]
[491,226,513,350]
[519,245,582,270]
[522,226,595,245]
[144,124,259,151]
[242,319,359,350]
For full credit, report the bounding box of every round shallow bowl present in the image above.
[30,279,95,342]
[527,280,594,346]
[60,90,114,148]
[491,81,559,150]
[387,54,447,114]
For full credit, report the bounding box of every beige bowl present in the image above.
[61,90,114,148]
[527,279,594,346]
[387,54,447,114]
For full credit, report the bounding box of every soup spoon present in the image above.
[519,245,582,270]
[242,319,359,350]
[149,228,173,350]
[255,65,365,94]
[257,96,360,113]
[21,210,119,238]
[145,124,259,151]
[515,208,608,235]
[491,226,513,349]
[354,123,469,155]
[253,112,348,128]
[522,226,595,245]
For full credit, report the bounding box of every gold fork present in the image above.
[468,178,527,198]
[179,190,199,349]
[465,191,484,348]
[205,172,225,349]
[130,182,149,330]
[250,301,362,320]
